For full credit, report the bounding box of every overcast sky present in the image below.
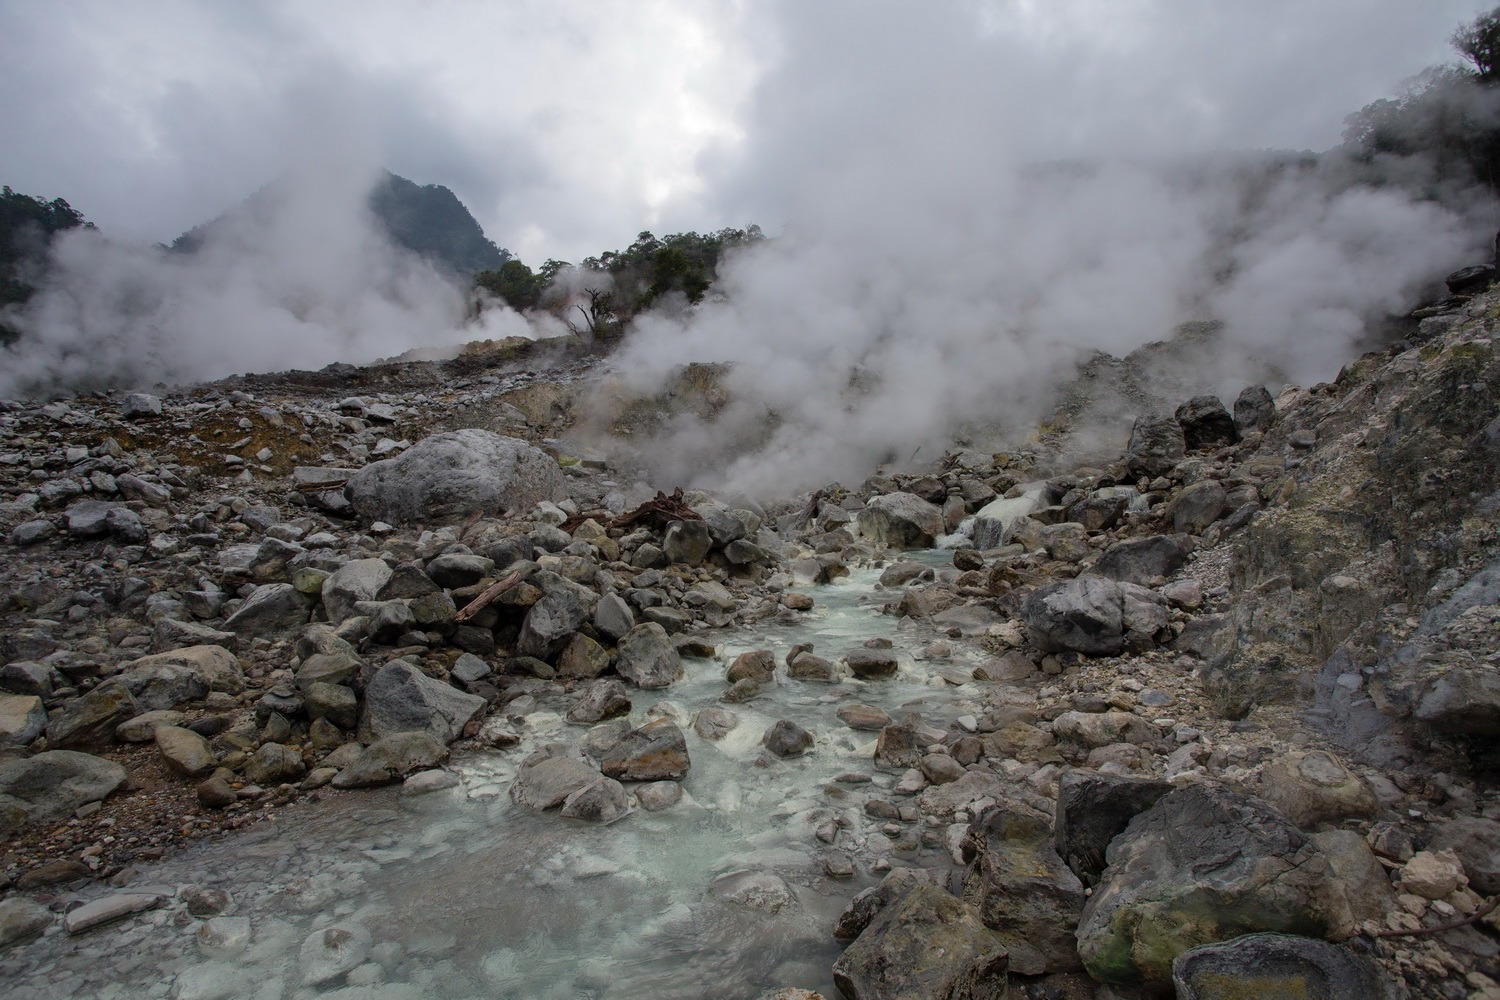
[0,0,1492,263]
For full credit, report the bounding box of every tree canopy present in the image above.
[1340,7,1500,194]
[1,186,93,344]
[474,225,764,338]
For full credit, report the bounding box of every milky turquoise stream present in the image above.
[5,557,992,1000]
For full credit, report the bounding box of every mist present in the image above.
[599,3,1498,496]
[1,1,1494,498]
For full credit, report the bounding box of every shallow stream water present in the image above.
[6,556,993,1000]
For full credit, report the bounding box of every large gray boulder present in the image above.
[1125,412,1185,478]
[832,884,1009,1000]
[345,429,566,525]
[1076,783,1351,991]
[615,623,683,689]
[358,662,486,744]
[1023,575,1169,656]
[0,751,129,833]
[856,492,945,548]
[1233,384,1276,434]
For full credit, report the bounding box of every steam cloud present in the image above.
[603,3,1497,496]
[1,1,1493,501]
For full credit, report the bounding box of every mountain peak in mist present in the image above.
[172,169,510,278]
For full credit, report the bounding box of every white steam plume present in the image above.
[604,3,1496,497]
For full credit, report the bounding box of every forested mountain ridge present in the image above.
[171,169,510,278]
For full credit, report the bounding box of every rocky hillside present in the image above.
[0,282,1498,998]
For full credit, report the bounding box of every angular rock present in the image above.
[762,720,814,757]
[566,678,632,725]
[45,679,138,750]
[832,884,1008,1000]
[223,583,311,636]
[556,632,610,680]
[0,693,46,746]
[1425,816,1500,895]
[1094,534,1190,585]
[425,553,494,589]
[1125,412,1185,478]
[116,709,187,743]
[1169,480,1226,534]
[331,732,448,788]
[856,492,945,548]
[321,559,393,627]
[592,592,636,643]
[1053,710,1160,749]
[1175,395,1239,451]
[0,751,129,834]
[358,661,486,744]
[106,506,148,543]
[960,807,1086,974]
[121,392,162,418]
[304,681,358,730]
[1054,771,1172,886]
[662,519,713,563]
[1233,384,1276,434]
[244,742,307,785]
[875,721,924,771]
[845,648,899,679]
[1077,784,1348,991]
[155,726,217,779]
[517,587,591,660]
[345,429,566,525]
[615,622,683,689]
[834,867,937,940]
[1024,576,1169,656]
[510,745,602,810]
[600,717,690,781]
[727,649,777,684]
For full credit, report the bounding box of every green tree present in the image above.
[1,186,93,344]
[1453,6,1500,84]
[475,258,546,311]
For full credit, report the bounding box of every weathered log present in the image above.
[453,570,525,623]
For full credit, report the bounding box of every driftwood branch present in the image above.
[294,479,349,493]
[560,488,701,533]
[453,569,524,623]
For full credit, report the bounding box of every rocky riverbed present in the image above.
[1,293,1499,999]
